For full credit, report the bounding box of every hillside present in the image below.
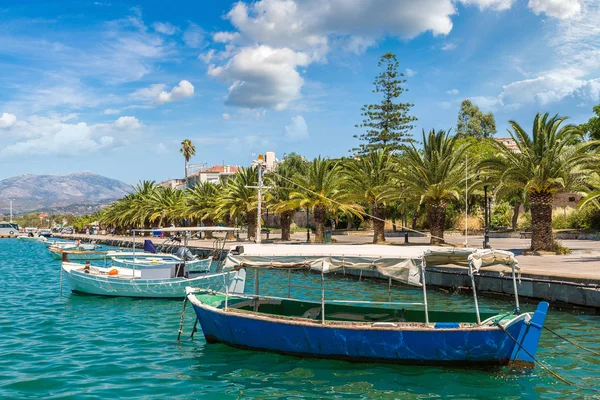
[0,172,131,214]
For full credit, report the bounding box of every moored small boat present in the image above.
[17,235,47,242]
[187,244,549,367]
[60,226,243,298]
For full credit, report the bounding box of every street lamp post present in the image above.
[306,207,310,242]
[483,185,490,249]
[403,202,409,243]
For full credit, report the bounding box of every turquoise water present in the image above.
[1,239,599,399]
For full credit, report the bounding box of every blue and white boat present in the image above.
[187,244,548,367]
[61,227,244,299]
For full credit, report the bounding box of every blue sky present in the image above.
[0,0,598,184]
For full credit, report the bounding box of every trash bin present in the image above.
[324,229,332,243]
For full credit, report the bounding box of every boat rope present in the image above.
[496,322,573,386]
[177,296,188,341]
[190,317,199,339]
[497,322,600,393]
[543,325,600,357]
[269,170,453,246]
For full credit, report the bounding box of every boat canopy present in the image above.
[224,244,517,287]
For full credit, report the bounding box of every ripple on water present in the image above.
[1,239,599,399]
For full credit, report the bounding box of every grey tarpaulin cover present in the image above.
[224,244,517,287]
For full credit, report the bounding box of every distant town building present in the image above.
[187,165,239,187]
[265,150,278,171]
[158,178,186,189]
[494,137,520,153]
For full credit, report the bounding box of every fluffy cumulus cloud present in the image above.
[208,45,310,110]
[157,80,195,104]
[528,0,582,19]
[206,0,458,109]
[0,112,17,128]
[284,115,308,141]
[129,81,194,104]
[500,71,600,106]
[447,88,460,95]
[0,114,142,157]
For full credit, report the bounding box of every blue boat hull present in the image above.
[189,296,548,366]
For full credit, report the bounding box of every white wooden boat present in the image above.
[62,262,245,298]
[17,235,47,242]
[60,226,243,298]
[50,247,110,261]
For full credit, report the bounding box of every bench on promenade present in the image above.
[519,228,532,239]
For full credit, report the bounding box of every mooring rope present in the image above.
[177,296,188,341]
[190,317,199,339]
[497,322,600,393]
[543,325,600,357]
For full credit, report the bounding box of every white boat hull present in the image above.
[62,263,245,298]
[18,235,47,242]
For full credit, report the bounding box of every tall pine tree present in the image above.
[353,53,417,154]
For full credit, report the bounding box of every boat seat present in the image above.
[300,307,321,319]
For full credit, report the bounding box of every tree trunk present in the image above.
[247,210,257,241]
[314,205,326,243]
[427,200,446,244]
[411,207,419,230]
[372,202,386,243]
[280,210,293,241]
[225,214,236,240]
[203,218,214,239]
[529,191,553,251]
[511,203,520,231]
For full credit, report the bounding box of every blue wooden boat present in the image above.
[186,244,549,367]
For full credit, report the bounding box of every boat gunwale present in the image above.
[63,263,231,284]
[187,292,527,332]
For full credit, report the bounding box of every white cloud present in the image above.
[157,80,195,104]
[129,83,167,102]
[222,113,231,120]
[183,23,203,48]
[199,49,215,63]
[343,36,376,55]
[213,31,240,43]
[152,21,179,35]
[0,113,17,128]
[528,0,581,19]
[104,108,121,115]
[206,0,458,109]
[446,88,459,94]
[405,68,417,77]
[500,71,600,105]
[0,114,142,157]
[114,116,141,129]
[458,0,515,11]
[441,43,457,51]
[284,115,308,141]
[208,45,310,110]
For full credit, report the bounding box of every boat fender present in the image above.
[108,268,119,275]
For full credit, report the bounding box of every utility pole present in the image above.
[246,155,271,244]
[9,200,13,223]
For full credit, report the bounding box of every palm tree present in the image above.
[395,129,471,244]
[342,149,396,243]
[267,153,309,241]
[289,157,362,243]
[482,113,597,251]
[180,139,196,186]
[147,187,186,227]
[215,167,258,240]
[186,181,220,238]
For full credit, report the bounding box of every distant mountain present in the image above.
[0,172,131,214]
